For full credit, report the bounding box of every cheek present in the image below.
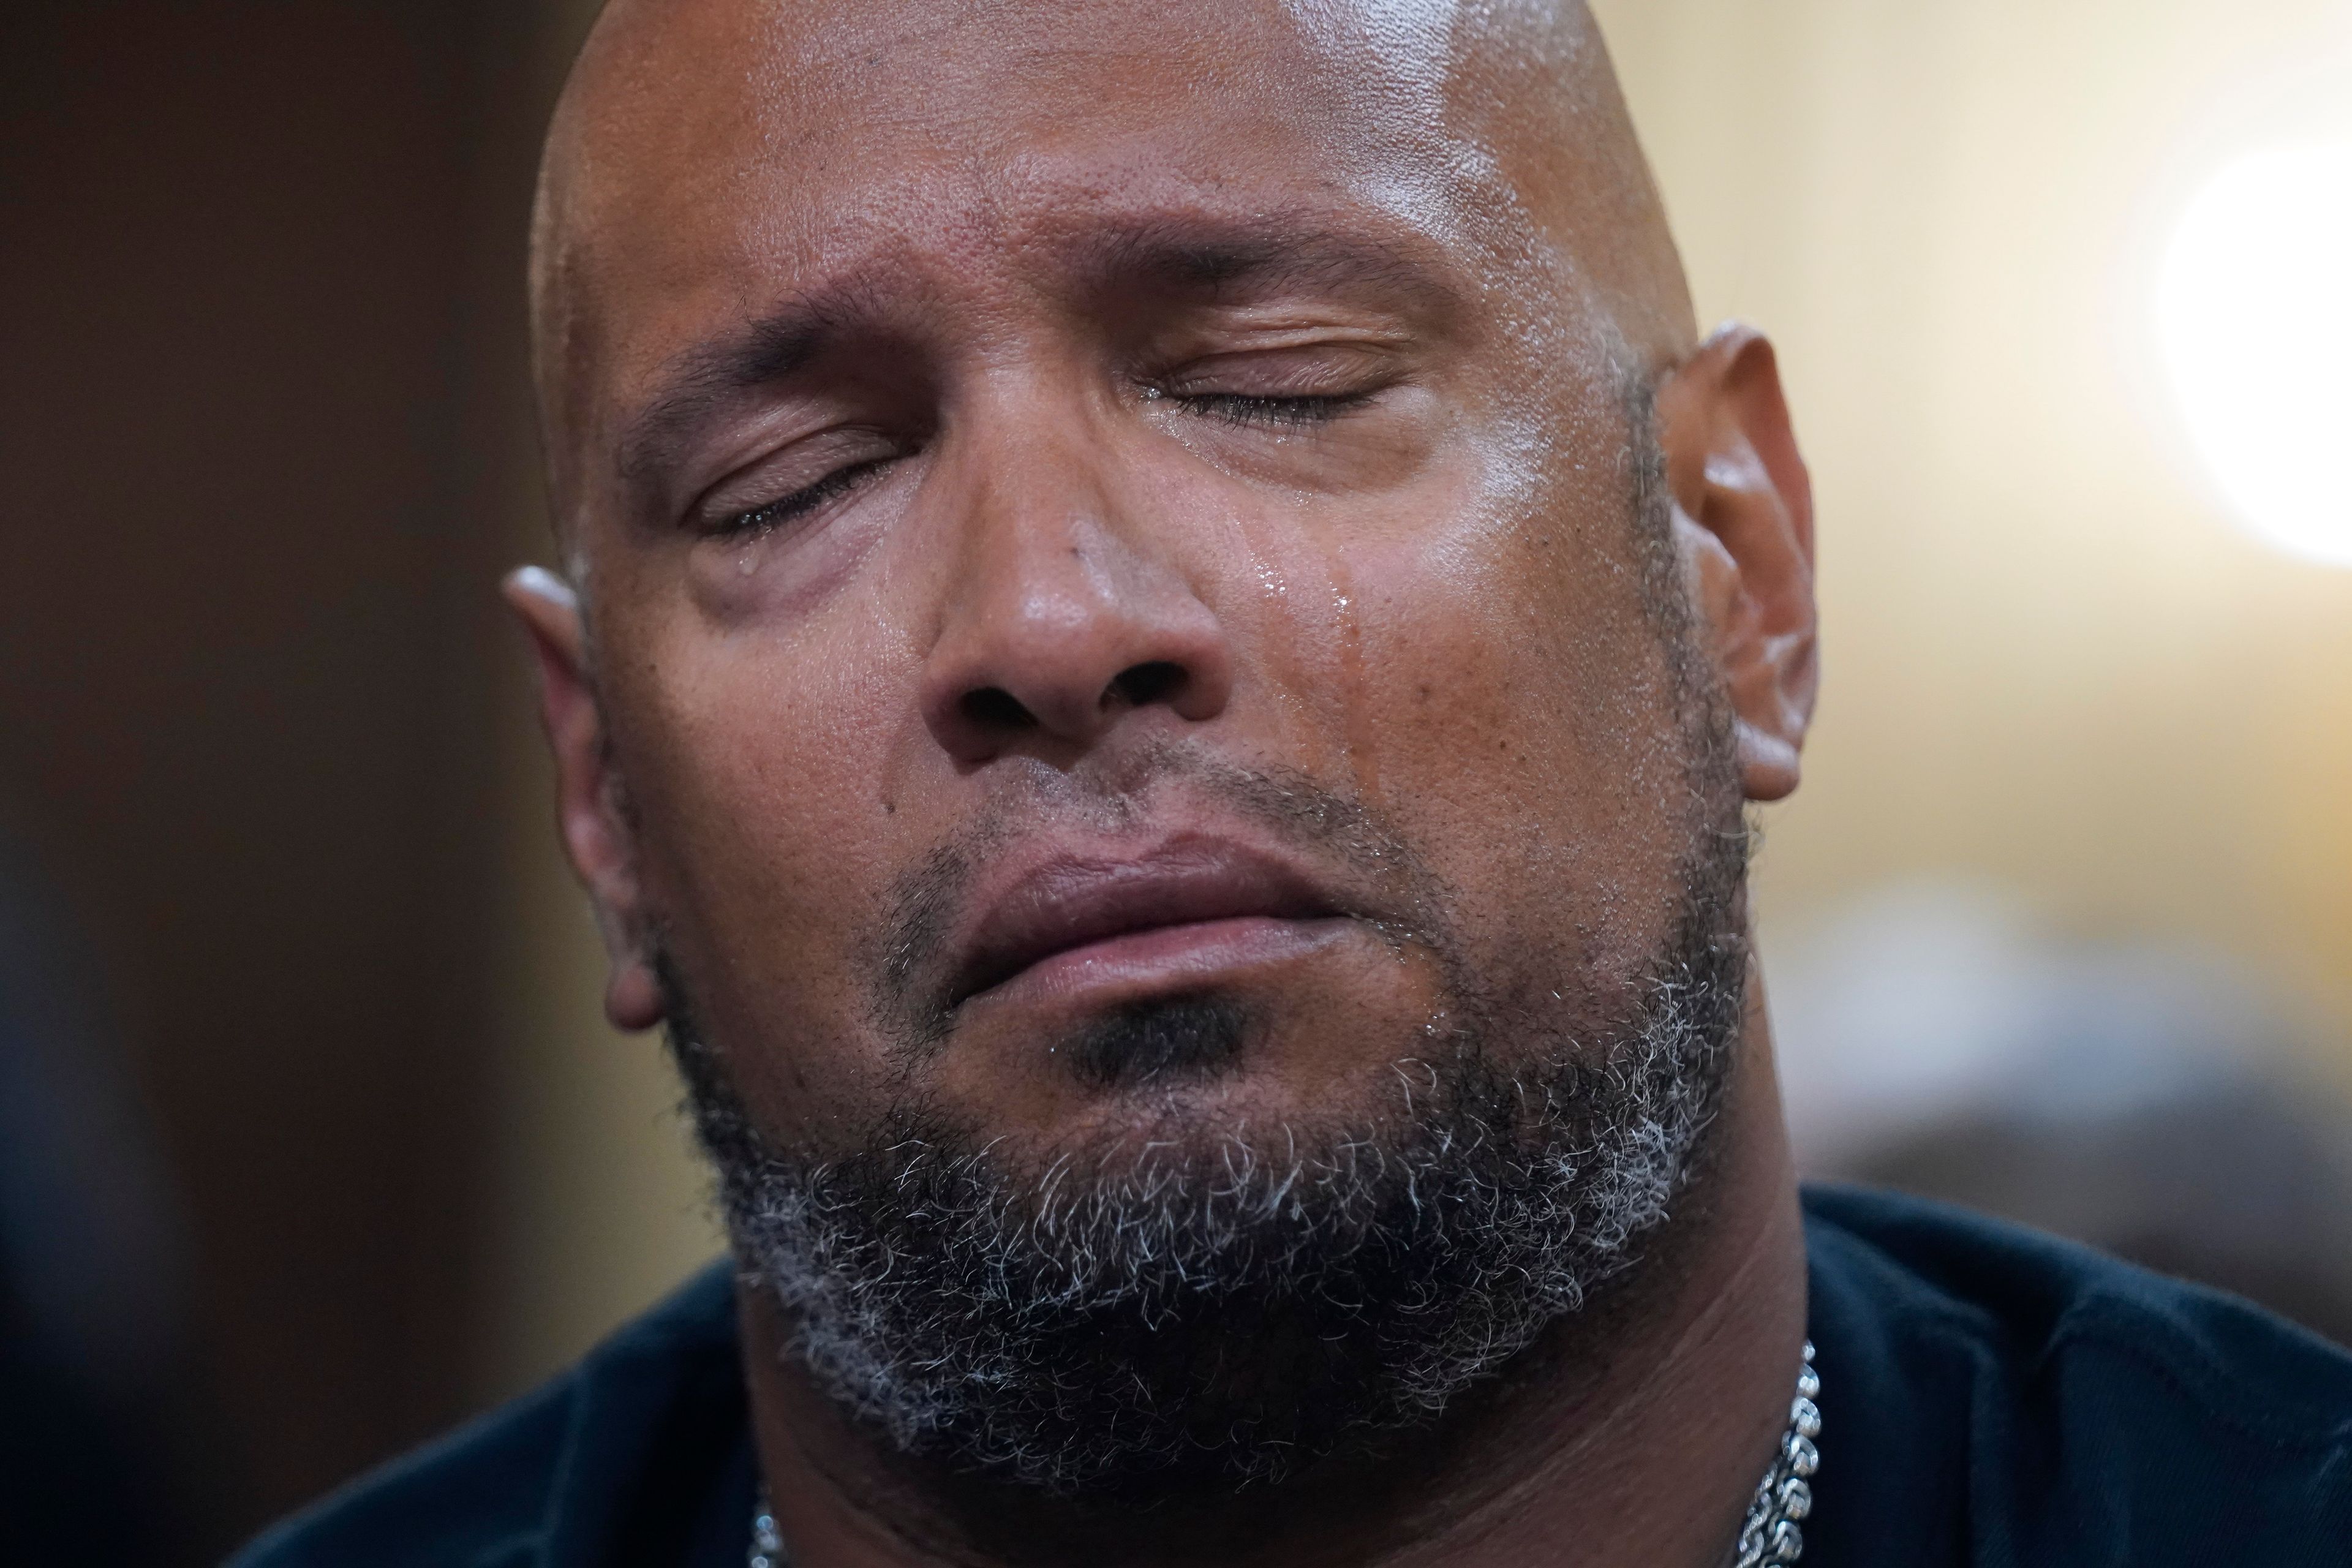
[1321,469,1695,989]
[607,608,919,1142]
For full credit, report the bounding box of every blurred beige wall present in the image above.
[1588,0,2352,1054]
[473,0,2352,1400]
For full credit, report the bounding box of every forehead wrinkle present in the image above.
[609,200,1469,500]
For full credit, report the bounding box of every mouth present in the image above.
[949,837,1349,1011]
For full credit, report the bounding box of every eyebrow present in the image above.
[611,214,1458,492]
[614,282,881,489]
[1063,214,1458,311]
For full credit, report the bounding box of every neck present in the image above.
[738,985,1806,1568]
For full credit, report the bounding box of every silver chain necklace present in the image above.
[750,1340,1819,1568]
[1732,1339,1821,1567]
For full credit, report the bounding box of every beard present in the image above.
[666,806,1748,1504]
[662,380,1750,1504]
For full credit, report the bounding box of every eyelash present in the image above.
[1167,390,1371,428]
[710,456,891,539]
[705,388,1371,537]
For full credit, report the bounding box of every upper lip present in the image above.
[949,834,1344,1006]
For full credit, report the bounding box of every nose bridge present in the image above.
[919,378,1234,764]
[957,398,1128,615]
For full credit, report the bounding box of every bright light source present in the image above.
[2154,142,2352,567]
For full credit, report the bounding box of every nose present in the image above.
[919,438,1234,767]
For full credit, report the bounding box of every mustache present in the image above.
[865,738,1452,1042]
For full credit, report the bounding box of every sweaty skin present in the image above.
[512,1,1821,1565]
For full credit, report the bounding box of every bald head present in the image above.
[528,0,1692,536]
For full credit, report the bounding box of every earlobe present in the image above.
[605,960,666,1034]
[1656,325,1820,804]
[501,566,666,1033]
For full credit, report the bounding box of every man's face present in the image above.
[548,0,1719,1175]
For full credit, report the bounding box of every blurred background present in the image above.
[2,0,2348,1558]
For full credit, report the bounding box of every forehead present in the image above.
[540,0,1553,418]
[565,0,1490,231]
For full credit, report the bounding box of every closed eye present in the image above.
[1170,390,1373,428]
[705,456,894,540]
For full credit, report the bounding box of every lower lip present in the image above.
[964,916,1351,1012]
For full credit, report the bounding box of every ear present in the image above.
[502,566,666,1031]
[1656,324,1819,803]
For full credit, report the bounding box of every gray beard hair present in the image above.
[667,868,1747,1500]
[663,366,1749,1501]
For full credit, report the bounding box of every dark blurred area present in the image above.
[1778,886,2352,1357]
[1851,1079,2352,1349]
[0,844,195,1559]
[1,3,579,1557]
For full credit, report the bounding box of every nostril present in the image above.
[1107,660,1186,710]
[959,686,1036,733]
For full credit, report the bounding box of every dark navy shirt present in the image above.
[232,1187,2352,1566]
